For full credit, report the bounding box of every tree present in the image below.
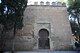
[67,0,80,41]
[0,0,28,32]
[0,0,28,52]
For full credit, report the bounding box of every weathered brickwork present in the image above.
[4,5,74,51]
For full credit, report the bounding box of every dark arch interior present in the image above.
[38,29,50,49]
[39,29,49,38]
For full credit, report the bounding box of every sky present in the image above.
[0,0,1,3]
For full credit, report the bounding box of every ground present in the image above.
[4,51,78,53]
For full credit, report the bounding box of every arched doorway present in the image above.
[38,29,50,49]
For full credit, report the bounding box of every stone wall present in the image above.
[4,5,74,51]
[22,5,73,51]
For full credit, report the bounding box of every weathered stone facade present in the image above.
[4,3,74,51]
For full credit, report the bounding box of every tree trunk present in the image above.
[0,25,5,53]
[12,22,16,53]
[13,22,16,37]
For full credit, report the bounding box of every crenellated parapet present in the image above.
[28,1,66,7]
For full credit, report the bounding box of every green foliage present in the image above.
[0,0,28,30]
[67,0,80,36]
[68,0,80,14]
[68,0,75,5]
[70,20,79,35]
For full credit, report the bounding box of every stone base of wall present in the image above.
[52,42,74,51]
[3,35,34,51]
[3,41,74,51]
[3,33,74,51]
[53,45,74,51]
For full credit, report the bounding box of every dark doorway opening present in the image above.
[38,29,50,49]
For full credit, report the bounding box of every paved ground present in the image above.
[4,51,79,53]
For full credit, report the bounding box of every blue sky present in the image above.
[0,0,1,3]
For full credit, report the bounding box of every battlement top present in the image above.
[27,1,66,7]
